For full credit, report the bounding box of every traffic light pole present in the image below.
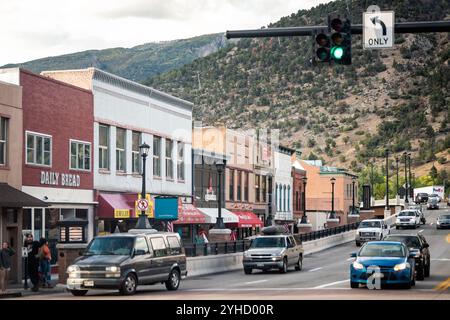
[226,21,450,39]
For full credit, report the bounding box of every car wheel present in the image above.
[165,269,180,291]
[395,226,399,230]
[244,268,252,275]
[279,258,288,274]
[355,241,361,247]
[350,281,359,288]
[70,290,88,296]
[295,256,303,271]
[120,273,137,295]
[416,265,425,281]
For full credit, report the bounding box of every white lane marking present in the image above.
[431,258,450,261]
[419,229,424,233]
[244,280,268,285]
[314,279,349,289]
[346,258,354,261]
[308,267,323,272]
[185,287,351,292]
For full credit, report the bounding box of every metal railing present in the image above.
[184,222,360,257]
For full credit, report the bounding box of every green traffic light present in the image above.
[331,46,344,60]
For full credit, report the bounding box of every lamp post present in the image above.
[408,153,412,199]
[395,157,399,196]
[351,177,356,215]
[403,152,408,203]
[300,176,308,223]
[135,142,152,229]
[385,149,389,211]
[215,162,225,229]
[329,177,337,219]
[370,161,374,197]
[266,173,274,227]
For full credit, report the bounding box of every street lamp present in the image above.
[395,157,399,196]
[266,173,274,227]
[300,176,308,223]
[351,177,356,215]
[135,142,152,229]
[403,152,408,203]
[408,153,412,199]
[385,149,389,211]
[329,177,337,219]
[215,162,225,229]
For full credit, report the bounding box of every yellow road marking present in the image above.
[434,277,450,291]
[446,234,450,244]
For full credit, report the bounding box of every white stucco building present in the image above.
[43,68,193,233]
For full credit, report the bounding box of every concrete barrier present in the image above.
[186,230,356,277]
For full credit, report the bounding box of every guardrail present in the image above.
[184,221,360,257]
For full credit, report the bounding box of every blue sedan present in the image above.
[350,241,417,289]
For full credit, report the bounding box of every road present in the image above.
[20,205,450,300]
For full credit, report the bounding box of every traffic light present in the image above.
[314,31,330,63]
[329,16,351,65]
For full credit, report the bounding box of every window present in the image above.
[167,236,182,255]
[153,136,161,177]
[116,128,126,172]
[150,237,167,257]
[261,176,266,202]
[283,185,287,212]
[296,191,299,211]
[237,171,242,201]
[70,140,91,171]
[177,142,185,180]
[132,131,141,174]
[229,169,235,201]
[288,186,291,211]
[255,175,260,202]
[99,124,109,170]
[244,172,249,202]
[26,132,51,166]
[165,139,173,179]
[275,184,279,211]
[0,117,7,165]
[134,237,149,254]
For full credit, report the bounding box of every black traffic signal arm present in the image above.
[225,21,450,39]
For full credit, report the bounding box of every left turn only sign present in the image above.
[363,9,394,49]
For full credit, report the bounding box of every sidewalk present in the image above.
[0,274,66,299]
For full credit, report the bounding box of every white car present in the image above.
[396,210,421,229]
[355,219,390,246]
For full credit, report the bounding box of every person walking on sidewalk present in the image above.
[28,241,40,292]
[23,233,33,289]
[38,238,52,288]
[0,241,15,293]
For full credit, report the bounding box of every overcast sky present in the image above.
[0,0,330,66]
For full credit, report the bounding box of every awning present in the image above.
[97,193,138,219]
[197,208,239,224]
[229,211,264,228]
[0,183,48,207]
[173,204,206,224]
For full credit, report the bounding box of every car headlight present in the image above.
[106,266,120,273]
[352,261,365,270]
[437,221,441,225]
[393,263,407,271]
[244,251,251,257]
[67,265,80,273]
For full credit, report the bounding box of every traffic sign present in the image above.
[363,6,394,50]
[137,199,149,211]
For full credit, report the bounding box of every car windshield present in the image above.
[440,215,450,219]
[359,221,381,228]
[359,244,405,257]
[398,211,415,217]
[85,237,134,255]
[251,237,286,248]
[384,236,421,248]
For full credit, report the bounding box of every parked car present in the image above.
[382,234,430,280]
[408,205,426,225]
[415,193,429,204]
[243,229,304,274]
[427,196,440,210]
[355,219,390,246]
[396,210,421,229]
[66,229,187,296]
[429,193,441,202]
[350,241,417,289]
[436,214,450,229]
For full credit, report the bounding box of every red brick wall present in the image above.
[292,168,306,221]
[21,70,94,189]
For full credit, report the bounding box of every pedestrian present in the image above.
[23,233,33,288]
[0,241,15,293]
[28,241,40,292]
[38,238,52,288]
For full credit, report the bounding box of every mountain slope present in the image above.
[144,0,450,174]
[2,33,229,82]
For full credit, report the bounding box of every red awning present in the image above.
[97,193,138,219]
[174,204,206,224]
[230,211,264,228]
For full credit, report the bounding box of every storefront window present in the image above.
[132,131,141,174]
[99,124,109,170]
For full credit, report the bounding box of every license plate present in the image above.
[83,280,94,287]
[257,263,265,267]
